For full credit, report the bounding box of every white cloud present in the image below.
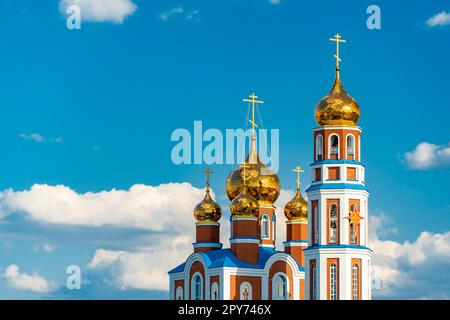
[0,183,206,233]
[88,235,191,291]
[158,6,200,22]
[404,141,450,169]
[19,133,46,143]
[426,11,450,27]
[370,214,450,299]
[19,133,64,144]
[270,0,281,4]
[3,265,56,293]
[59,0,137,24]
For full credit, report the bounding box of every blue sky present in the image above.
[0,0,449,299]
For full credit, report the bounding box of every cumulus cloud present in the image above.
[426,11,450,27]
[370,214,450,299]
[404,141,450,170]
[3,265,57,293]
[0,183,206,233]
[59,0,137,24]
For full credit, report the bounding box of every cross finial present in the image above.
[241,163,251,189]
[293,166,304,191]
[329,33,347,76]
[243,93,264,137]
[203,168,213,191]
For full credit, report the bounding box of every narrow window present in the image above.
[273,274,288,300]
[316,135,323,160]
[349,204,357,244]
[347,135,354,156]
[176,286,183,300]
[261,215,270,239]
[240,282,252,300]
[329,204,338,244]
[313,205,319,245]
[311,264,317,300]
[352,264,359,300]
[211,282,219,300]
[330,135,339,156]
[192,274,203,300]
[330,264,337,300]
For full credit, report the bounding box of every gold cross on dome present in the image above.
[243,93,264,136]
[241,162,251,188]
[329,33,346,69]
[346,207,363,225]
[203,168,213,190]
[293,166,304,190]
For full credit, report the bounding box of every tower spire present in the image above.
[329,33,346,79]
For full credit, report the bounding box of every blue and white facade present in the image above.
[304,125,372,300]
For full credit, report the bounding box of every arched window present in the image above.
[329,204,338,244]
[313,205,319,245]
[272,273,288,300]
[330,264,337,300]
[191,273,203,300]
[240,282,252,300]
[311,264,317,300]
[330,135,339,156]
[346,135,354,157]
[176,286,184,300]
[352,264,359,300]
[316,135,323,160]
[261,215,270,239]
[211,282,219,300]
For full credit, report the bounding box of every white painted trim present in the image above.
[232,217,258,222]
[196,222,220,226]
[229,238,260,244]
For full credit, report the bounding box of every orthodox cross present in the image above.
[329,33,346,71]
[243,93,264,136]
[293,166,304,191]
[203,168,212,191]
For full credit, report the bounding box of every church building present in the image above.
[168,34,372,300]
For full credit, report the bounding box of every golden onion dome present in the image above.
[284,189,308,221]
[193,188,222,222]
[229,188,259,218]
[226,137,280,206]
[314,71,360,126]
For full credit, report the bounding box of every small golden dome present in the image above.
[193,189,222,222]
[229,189,259,218]
[226,137,280,206]
[314,72,360,126]
[284,190,308,221]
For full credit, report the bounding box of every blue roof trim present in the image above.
[168,262,186,274]
[306,183,369,193]
[310,159,364,167]
[283,240,309,244]
[304,244,372,252]
[168,248,306,274]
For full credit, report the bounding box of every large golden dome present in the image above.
[229,189,259,218]
[193,175,222,222]
[284,190,308,222]
[314,72,360,126]
[226,137,280,206]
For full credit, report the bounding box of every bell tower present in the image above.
[304,34,372,300]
